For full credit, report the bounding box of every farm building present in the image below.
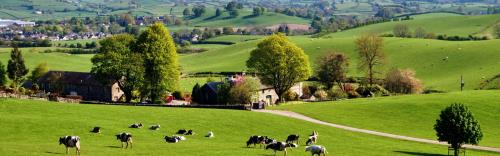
[37,71,123,102]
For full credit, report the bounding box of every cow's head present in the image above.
[59,137,65,145]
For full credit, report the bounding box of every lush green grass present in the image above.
[272,90,500,147]
[0,98,497,155]
[188,9,310,27]
[326,13,500,38]
[0,48,92,72]
[205,35,264,43]
[53,39,99,46]
[180,36,500,91]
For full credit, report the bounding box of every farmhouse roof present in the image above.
[37,71,111,86]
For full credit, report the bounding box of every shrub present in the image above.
[301,84,311,99]
[172,91,184,100]
[356,85,390,97]
[328,88,347,100]
[228,78,260,104]
[283,89,299,101]
[314,90,328,101]
[384,68,423,94]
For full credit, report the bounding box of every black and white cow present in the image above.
[186,129,194,135]
[246,135,267,148]
[129,123,143,128]
[305,145,328,156]
[59,136,81,155]
[116,133,133,149]
[149,124,160,130]
[306,131,318,145]
[90,127,101,133]
[164,135,186,143]
[286,134,299,144]
[265,142,296,156]
[177,129,187,134]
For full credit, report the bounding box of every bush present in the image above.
[172,91,184,100]
[283,89,299,101]
[229,77,260,104]
[384,68,423,94]
[356,85,390,97]
[328,88,347,100]
[314,90,328,101]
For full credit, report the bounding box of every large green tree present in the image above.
[316,52,349,91]
[355,34,385,86]
[434,103,483,156]
[247,33,311,103]
[136,23,180,103]
[91,34,145,103]
[7,45,29,88]
[0,61,7,87]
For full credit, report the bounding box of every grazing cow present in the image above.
[305,145,328,156]
[306,131,319,145]
[90,127,100,133]
[186,129,194,135]
[164,135,186,143]
[246,135,267,148]
[59,136,80,155]
[205,131,214,138]
[265,137,277,145]
[129,123,143,128]
[177,129,187,134]
[150,124,160,130]
[286,134,299,144]
[265,142,296,156]
[116,133,133,149]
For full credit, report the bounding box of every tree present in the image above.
[316,52,349,91]
[91,34,144,103]
[192,6,206,17]
[355,34,385,86]
[191,83,203,104]
[393,24,411,38]
[253,7,264,16]
[135,23,180,103]
[246,33,311,103]
[414,27,427,38]
[434,103,483,156]
[7,45,29,88]
[0,61,6,87]
[183,8,192,17]
[215,8,222,17]
[229,10,239,17]
[229,77,260,104]
[225,1,237,11]
[384,68,423,94]
[375,7,394,19]
[28,63,48,83]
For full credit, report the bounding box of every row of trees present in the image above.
[91,23,180,103]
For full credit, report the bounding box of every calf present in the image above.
[116,133,133,149]
[306,131,319,145]
[265,142,296,156]
[205,131,214,138]
[150,124,160,130]
[305,145,328,156]
[59,136,80,155]
[90,127,100,133]
[129,123,143,128]
[286,134,299,144]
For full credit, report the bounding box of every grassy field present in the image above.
[272,90,500,148]
[0,47,92,72]
[326,13,500,38]
[0,98,498,156]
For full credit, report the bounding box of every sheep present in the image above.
[286,134,299,144]
[90,127,100,133]
[305,145,328,156]
[149,124,160,130]
[116,133,133,149]
[306,131,319,145]
[246,135,267,148]
[129,123,143,128]
[59,136,80,156]
[205,131,214,138]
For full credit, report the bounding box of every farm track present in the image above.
[253,109,500,153]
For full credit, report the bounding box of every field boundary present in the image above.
[253,109,500,153]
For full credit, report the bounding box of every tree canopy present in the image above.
[7,45,29,88]
[135,23,180,103]
[355,34,385,86]
[0,61,7,87]
[28,63,49,83]
[434,103,483,156]
[316,52,349,90]
[246,33,311,103]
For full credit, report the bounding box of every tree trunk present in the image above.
[454,147,459,156]
[124,90,133,103]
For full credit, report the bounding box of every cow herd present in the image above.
[246,131,328,156]
[59,125,327,156]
